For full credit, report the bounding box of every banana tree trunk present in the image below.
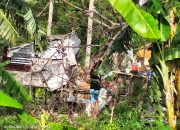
[176,67,180,117]
[165,65,176,129]
[157,57,176,129]
[167,7,178,129]
[165,83,176,129]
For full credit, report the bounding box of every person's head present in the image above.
[107,82,113,89]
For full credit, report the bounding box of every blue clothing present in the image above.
[90,89,100,103]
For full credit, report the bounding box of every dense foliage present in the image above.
[0,0,180,129]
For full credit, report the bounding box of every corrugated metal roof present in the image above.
[5,32,81,91]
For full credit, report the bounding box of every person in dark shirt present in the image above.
[90,71,101,117]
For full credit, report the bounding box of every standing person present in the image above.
[90,71,101,117]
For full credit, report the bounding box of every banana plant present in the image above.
[0,91,23,109]
[155,43,176,129]
[0,63,31,102]
[148,0,171,42]
[0,10,19,42]
[108,0,161,41]
[24,9,36,37]
[150,24,180,129]
[0,0,37,42]
[108,0,180,129]
[0,63,34,127]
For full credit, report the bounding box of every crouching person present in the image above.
[90,71,101,118]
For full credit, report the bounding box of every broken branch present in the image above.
[94,9,115,25]
[61,0,118,29]
[93,19,110,28]
[37,0,52,17]
[80,0,87,10]
[90,25,128,71]
[61,0,83,11]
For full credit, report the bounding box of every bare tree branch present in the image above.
[37,0,52,17]
[61,0,119,29]
[80,0,87,10]
[93,19,110,28]
[111,8,122,22]
[61,0,83,11]
[107,23,125,33]
[93,9,115,25]
[90,25,128,71]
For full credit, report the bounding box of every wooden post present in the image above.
[47,0,54,36]
[110,99,115,124]
[85,0,95,68]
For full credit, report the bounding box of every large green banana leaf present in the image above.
[0,67,31,102]
[164,48,180,61]
[24,9,36,37]
[108,0,161,41]
[151,0,171,42]
[151,48,180,65]
[160,17,171,42]
[0,0,37,40]
[0,91,23,109]
[0,10,19,42]
[171,24,180,47]
[17,112,39,124]
[152,0,165,16]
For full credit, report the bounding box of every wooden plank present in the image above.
[112,71,146,78]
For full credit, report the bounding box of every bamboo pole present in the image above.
[85,0,95,68]
[47,0,54,36]
[110,99,115,124]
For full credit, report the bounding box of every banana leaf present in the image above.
[108,0,161,41]
[151,0,170,41]
[24,0,37,5]
[17,112,39,124]
[160,17,171,42]
[0,91,23,109]
[0,1,37,40]
[24,9,36,37]
[171,24,180,47]
[0,67,31,102]
[164,48,180,61]
[152,0,165,16]
[151,48,180,65]
[0,10,19,42]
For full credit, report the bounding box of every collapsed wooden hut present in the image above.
[5,32,81,91]
[3,32,115,116]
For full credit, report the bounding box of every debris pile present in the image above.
[5,32,81,91]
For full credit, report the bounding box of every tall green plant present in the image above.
[108,0,161,41]
[0,0,37,42]
[108,0,179,129]
[24,9,36,37]
[0,10,19,42]
[0,91,23,109]
[0,67,31,102]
